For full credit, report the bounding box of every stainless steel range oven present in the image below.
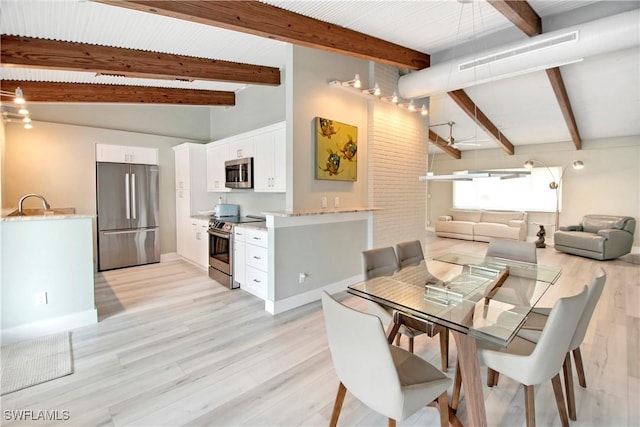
[208,214,266,289]
[208,220,235,288]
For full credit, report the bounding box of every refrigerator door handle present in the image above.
[103,228,156,236]
[131,173,137,219]
[125,172,130,220]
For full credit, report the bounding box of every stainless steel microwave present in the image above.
[225,157,253,189]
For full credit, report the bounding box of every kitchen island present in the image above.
[1,212,97,344]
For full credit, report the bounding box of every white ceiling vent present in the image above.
[399,9,640,99]
[458,31,578,71]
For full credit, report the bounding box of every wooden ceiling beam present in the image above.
[448,89,515,155]
[546,67,581,150]
[1,35,280,86]
[94,0,430,70]
[0,80,235,106]
[486,1,541,37]
[489,0,581,150]
[428,129,462,159]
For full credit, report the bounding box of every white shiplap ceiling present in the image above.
[1,0,638,153]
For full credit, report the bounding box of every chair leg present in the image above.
[551,374,570,427]
[437,391,450,427]
[523,384,536,427]
[329,382,347,427]
[395,333,401,346]
[573,347,587,388]
[563,353,577,420]
[487,368,499,387]
[451,362,462,412]
[439,328,449,371]
[409,336,414,353]
[388,418,396,427]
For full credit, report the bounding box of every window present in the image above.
[453,167,561,212]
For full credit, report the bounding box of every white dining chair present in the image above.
[486,238,537,264]
[394,240,450,371]
[362,247,424,354]
[475,286,589,427]
[321,292,451,427]
[484,238,538,307]
[517,267,607,420]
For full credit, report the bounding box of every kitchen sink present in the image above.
[6,207,76,217]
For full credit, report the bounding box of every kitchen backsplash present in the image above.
[222,192,286,217]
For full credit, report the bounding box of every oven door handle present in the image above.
[208,229,231,239]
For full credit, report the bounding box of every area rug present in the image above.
[1,332,74,395]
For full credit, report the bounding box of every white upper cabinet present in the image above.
[228,136,254,159]
[173,143,208,193]
[254,123,286,192]
[206,121,285,193]
[206,141,230,192]
[96,143,158,165]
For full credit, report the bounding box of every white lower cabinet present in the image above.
[193,218,209,269]
[236,226,268,300]
[233,227,246,288]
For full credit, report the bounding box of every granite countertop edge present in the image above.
[1,214,95,222]
[262,207,381,217]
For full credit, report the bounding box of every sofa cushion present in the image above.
[437,220,475,235]
[554,231,605,253]
[581,215,629,233]
[474,223,522,241]
[449,209,482,222]
[480,210,524,225]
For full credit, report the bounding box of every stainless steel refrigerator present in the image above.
[97,162,160,271]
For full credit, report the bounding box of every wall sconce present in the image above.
[524,159,585,229]
[1,86,32,129]
[329,77,427,115]
[362,82,381,96]
[338,73,361,89]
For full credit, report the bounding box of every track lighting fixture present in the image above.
[1,86,33,129]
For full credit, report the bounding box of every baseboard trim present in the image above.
[1,309,98,346]
[264,274,363,315]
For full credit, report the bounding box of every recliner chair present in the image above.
[553,215,635,260]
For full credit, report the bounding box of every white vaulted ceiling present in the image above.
[1,0,638,153]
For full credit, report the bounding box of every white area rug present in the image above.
[1,332,73,395]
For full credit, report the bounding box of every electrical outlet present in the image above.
[299,273,308,284]
[334,196,340,207]
[35,291,48,305]
[321,196,327,208]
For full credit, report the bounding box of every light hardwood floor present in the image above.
[2,236,638,426]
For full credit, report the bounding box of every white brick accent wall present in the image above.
[368,64,428,249]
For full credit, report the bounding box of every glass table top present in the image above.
[347,252,562,347]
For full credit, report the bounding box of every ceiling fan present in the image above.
[428,121,487,148]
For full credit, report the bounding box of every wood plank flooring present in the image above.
[2,237,638,426]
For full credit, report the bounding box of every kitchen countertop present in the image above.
[1,208,93,222]
[263,207,380,217]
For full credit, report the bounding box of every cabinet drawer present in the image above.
[246,244,268,271]
[246,228,267,248]
[243,266,267,300]
[234,226,247,242]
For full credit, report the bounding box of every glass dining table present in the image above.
[347,252,562,427]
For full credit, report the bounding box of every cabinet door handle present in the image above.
[253,255,261,260]
[252,236,262,241]
[253,279,261,283]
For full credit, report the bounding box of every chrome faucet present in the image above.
[18,194,51,215]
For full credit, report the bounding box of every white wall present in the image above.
[369,63,429,248]
[4,121,197,258]
[289,45,370,211]
[209,80,286,139]
[26,103,213,142]
[427,137,640,247]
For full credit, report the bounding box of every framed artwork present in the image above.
[315,117,358,181]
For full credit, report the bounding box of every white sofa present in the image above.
[435,209,528,242]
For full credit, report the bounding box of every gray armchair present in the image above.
[554,215,636,260]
